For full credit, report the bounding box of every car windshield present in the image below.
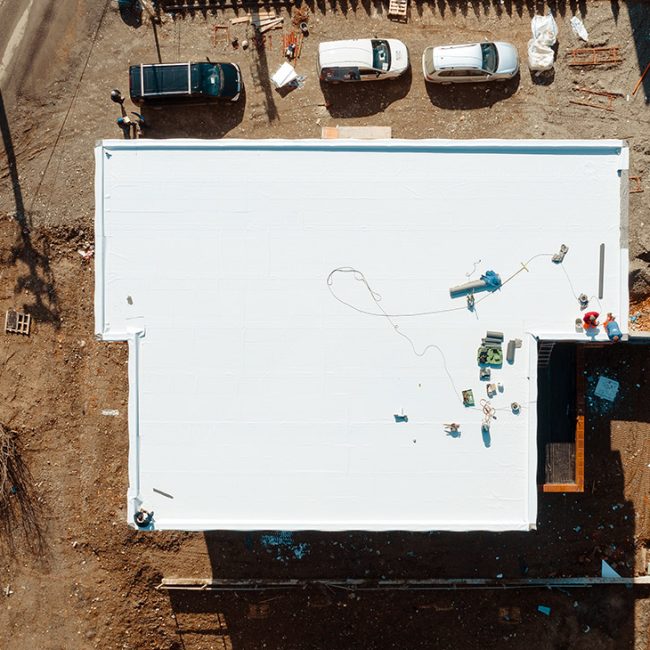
[480,43,498,73]
[199,64,223,96]
[371,39,391,71]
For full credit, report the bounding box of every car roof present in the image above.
[433,43,483,71]
[319,39,374,69]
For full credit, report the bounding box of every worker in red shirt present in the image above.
[583,311,599,329]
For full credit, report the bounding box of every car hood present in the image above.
[218,63,241,97]
[318,40,373,69]
[387,39,409,73]
[433,43,482,71]
[494,41,519,74]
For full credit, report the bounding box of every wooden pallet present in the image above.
[387,0,408,20]
[5,309,31,335]
[543,416,584,492]
[568,47,622,66]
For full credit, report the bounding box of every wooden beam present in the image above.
[574,414,585,491]
[159,576,650,591]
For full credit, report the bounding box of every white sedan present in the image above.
[422,42,519,83]
[318,39,409,82]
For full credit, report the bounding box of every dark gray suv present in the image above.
[129,62,243,105]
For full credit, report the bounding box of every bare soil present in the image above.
[1,1,650,649]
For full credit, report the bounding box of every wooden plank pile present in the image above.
[229,9,284,33]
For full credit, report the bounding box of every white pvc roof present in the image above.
[94,139,628,532]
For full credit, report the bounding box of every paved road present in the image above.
[0,0,98,103]
[0,0,36,89]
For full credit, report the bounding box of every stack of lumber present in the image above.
[230,9,283,33]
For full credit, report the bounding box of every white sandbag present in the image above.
[531,14,558,47]
[527,38,555,72]
[570,16,589,42]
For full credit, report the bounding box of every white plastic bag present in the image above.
[531,14,558,47]
[570,16,589,42]
[527,38,555,72]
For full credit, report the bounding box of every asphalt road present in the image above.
[0,0,36,90]
[0,0,99,104]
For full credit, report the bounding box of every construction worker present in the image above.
[604,313,622,342]
[583,311,599,329]
[134,508,154,529]
[116,114,133,138]
[130,112,145,139]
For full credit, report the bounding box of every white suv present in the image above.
[422,42,519,83]
[318,39,409,82]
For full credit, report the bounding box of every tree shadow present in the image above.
[0,90,61,327]
[425,74,520,109]
[419,0,587,18]
[0,424,48,561]
[320,69,412,118]
[155,0,589,18]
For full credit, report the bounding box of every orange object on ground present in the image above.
[632,62,650,96]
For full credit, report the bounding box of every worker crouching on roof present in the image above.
[604,313,622,342]
[583,311,599,329]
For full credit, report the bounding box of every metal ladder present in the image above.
[537,341,556,368]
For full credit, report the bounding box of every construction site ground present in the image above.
[1,1,650,648]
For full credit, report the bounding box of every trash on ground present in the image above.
[528,14,557,71]
[594,376,619,401]
[528,39,554,72]
[78,246,95,260]
[498,606,521,624]
[271,62,298,89]
[570,16,589,42]
[532,14,558,46]
[102,409,120,417]
[537,605,551,616]
[601,559,621,578]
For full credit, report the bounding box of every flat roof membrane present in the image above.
[95,139,628,532]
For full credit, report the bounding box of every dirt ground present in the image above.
[1,1,650,649]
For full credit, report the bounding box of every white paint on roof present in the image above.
[94,139,628,532]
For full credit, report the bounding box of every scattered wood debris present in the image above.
[632,62,650,96]
[291,5,309,28]
[630,176,644,193]
[569,86,623,111]
[4,310,31,336]
[257,18,284,34]
[211,24,230,49]
[568,47,622,66]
